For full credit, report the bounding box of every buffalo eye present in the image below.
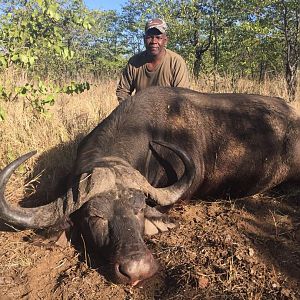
[89,216,108,230]
[86,216,109,247]
[133,207,144,215]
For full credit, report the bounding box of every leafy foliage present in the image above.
[0,0,95,117]
[0,0,299,104]
[118,0,297,99]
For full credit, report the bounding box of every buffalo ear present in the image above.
[144,218,159,236]
[144,205,177,236]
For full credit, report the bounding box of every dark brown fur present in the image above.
[77,86,300,199]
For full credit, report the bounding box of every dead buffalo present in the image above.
[1,86,299,285]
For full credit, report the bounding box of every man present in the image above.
[116,18,189,103]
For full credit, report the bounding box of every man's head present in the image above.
[144,18,168,58]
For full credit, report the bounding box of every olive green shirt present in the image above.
[116,49,189,103]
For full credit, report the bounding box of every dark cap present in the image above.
[145,18,167,34]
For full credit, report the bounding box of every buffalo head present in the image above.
[0,141,195,285]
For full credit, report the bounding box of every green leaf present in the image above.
[36,0,44,8]
[19,53,29,64]
[83,19,92,30]
[29,56,36,65]
[0,106,5,121]
[15,85,30,95]
[47,5,61,21]
[53,45,63,54]
[11,54,19,62]
[42,94,55,105]
[62,47,74,60]
[0,85,5,98]
[0,56,8,67]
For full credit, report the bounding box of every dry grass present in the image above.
[0,78,118,199]
[0,78,118,161]
[191,73,298,100]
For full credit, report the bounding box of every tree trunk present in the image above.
[286,59,298,102]
[281,0,299,101]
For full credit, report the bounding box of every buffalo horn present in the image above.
[0,151,73,229]
[145,141,195,206]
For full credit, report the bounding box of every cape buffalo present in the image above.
[1,86,300,285]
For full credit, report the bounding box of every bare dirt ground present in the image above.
[0,187,300,300]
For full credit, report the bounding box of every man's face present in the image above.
[144,28,168,57]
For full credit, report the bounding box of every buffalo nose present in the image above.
[115,251,158,285]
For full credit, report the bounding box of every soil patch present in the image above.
[1,192,300,299]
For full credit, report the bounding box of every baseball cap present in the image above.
[145,18,167,34]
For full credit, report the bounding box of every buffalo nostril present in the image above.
[116,263,131,279]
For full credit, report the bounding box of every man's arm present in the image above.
[116,64,135,103]
[172,55,190,88]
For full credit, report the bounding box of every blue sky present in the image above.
[83,0,126,11]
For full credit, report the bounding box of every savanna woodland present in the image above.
[0,0,300,299]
